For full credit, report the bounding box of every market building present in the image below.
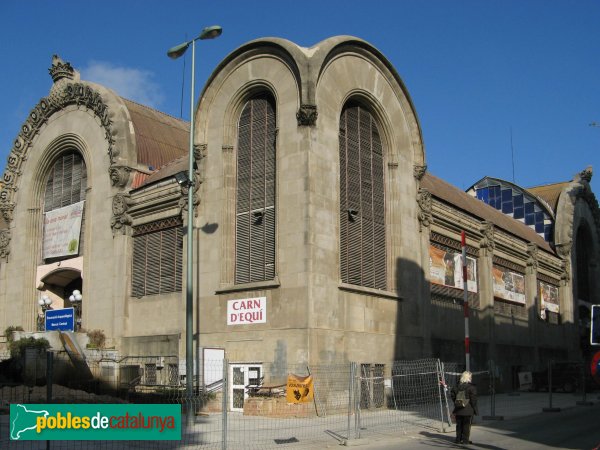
[0,36,598,395]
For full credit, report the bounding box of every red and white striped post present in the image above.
[461,230,471,371]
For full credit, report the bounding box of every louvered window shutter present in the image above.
[132,218,183,297]
[339,104,386,290]
[44,151,88,258]
[235,95,276,284]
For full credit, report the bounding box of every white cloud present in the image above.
[81,61,164,108]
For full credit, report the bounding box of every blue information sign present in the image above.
[45,307,75,331]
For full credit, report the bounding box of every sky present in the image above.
[1,0,598,196]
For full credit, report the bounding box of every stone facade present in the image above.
[0,38,598,388]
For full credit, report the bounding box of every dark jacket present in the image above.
[451,382,478,416]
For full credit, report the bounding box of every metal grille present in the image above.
[235,95,276,284]
[144,363,157,384]
[339,103,386,290]
[167,363,179,385]
[132,220,183,297]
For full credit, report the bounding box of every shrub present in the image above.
[9,336,50,358]
[86,329,106,349]
[4,325,24,343]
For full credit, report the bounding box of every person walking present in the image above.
[451,371,478,445]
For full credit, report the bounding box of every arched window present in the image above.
[235,95,276,284]
[43,150,87,261]
[339,102,386,290]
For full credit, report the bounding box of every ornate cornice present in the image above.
[417,188,432,231]
[0,230,11,262]
[111,193,132,235]
[413,164,427,181]
[0,56,120,225]
[296,104,318,126]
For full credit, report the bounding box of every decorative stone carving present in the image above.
[178,174,202,217]
[0,202,15,223]
[194,143,208,167]
[526,243,538,273]
[49,55,75,82]
[0,56,119,226]
[416,188,432,231]
[576,166,593,183]
[109,166,131,187]
[0,230,11,261]
[479,221,495,256]
[555,241,572,260]
[296,104,318,126]
[111,193,132,235]
[413,164,427,180]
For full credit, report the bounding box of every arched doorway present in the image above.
[39,268,83,330]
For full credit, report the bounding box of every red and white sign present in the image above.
[227,297,266,325]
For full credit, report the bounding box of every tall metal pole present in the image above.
[186,38,196,425]
[168,24,222,430]
[461,231,471,371]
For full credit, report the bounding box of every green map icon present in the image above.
[10,404,49,440]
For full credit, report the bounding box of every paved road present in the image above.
[353,401,600,449]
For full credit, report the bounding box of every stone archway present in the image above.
[39,268,83,329]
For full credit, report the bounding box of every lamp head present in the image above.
[200,25,222,40]
[38,298,45,306]
[167,41,190,59]
[174,171,191,187]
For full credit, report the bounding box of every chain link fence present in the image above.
[2,349,599,449]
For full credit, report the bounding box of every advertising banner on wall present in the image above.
[429,245,477,293]
[492,266,525,304]
[227,297,266,325]
[43,201,85,259]
[539,281,559,313]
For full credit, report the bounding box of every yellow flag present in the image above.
[286,374,314,403]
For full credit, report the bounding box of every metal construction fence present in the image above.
[1,352,598,449]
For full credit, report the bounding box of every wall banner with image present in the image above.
[42,201,85,259]
[539,281,559,313]
[492,266,525,304]
[429,245,477,293]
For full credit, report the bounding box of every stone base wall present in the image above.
[243,396,315,418]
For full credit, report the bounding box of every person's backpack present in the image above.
[454,389,469,408]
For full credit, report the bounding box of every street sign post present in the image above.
[45,307,75,332]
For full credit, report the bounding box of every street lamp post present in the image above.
[37,295,53,331]
[167,25,222,421]
[69,289,82,331]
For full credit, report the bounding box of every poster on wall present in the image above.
[429,245,477,293]
[42,201,85,259]
[492,266,525,304]
[539,281,559,313]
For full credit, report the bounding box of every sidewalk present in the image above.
[349,394,600,450]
